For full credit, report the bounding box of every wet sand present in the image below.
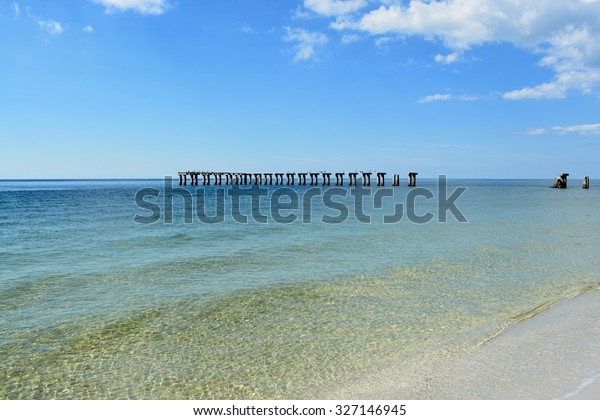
[325,289,600,399]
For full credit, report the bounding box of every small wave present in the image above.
[508,300,556,323]
[475,281,600,348]
[564,373,600,399]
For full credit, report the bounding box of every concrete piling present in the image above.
[376,172,386,186]
[286,173,296,185]
[583,176,590,189]
[348,172,358,186]
[408,172,418,187]
[297,173,307,186]
[552,173,569,188]
[309,172,319,186]
[361,172,372,186]
[178,172,187,186]
[274,173,284,185]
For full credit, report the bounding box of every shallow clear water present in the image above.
[1,178,599,399]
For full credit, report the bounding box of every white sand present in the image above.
[324,289,600,399]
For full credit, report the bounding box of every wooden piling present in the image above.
[583,176,590,189]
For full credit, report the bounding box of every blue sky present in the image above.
[1,0,599,179]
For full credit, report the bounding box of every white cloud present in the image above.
[525,128,546,136]
[526,123,600,135]
[94,0,171,15]
[284,27,329,62]
[374,36,398,49]
[13,2,20,18]
[83,25,95,33]
[240,25,255,34]
[434,51,460,64]
[292,5,312,19]
[503,70,600,100]
[321,0,600,99]
[418,92,485,103]
[418,93,451,103]
[38,19,65,35]
[304,0,368,17]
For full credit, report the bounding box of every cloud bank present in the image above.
[303,0,368,17]
[94,0,171,15]
[303,0,600,99]
[527,123,600,136]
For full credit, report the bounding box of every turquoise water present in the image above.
[1,179,599,399]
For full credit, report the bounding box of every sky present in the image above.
[1,0,600,179]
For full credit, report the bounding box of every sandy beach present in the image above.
[325,289,600,400]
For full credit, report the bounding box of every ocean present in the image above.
[1,178,599,399]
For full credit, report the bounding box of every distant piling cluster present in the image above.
[551,173,569,188]
[176,171,418,187]
[551,173,591,189]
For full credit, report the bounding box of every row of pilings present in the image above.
[177,171,419,187]
[551,173,591,189]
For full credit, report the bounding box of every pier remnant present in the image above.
[186,172,195,186]
[286,173,296,185]
[178,172,187,186]
[298,173,307,186]
[177,168,421,189]
[361,172,372,186]
[408,172,418,187]
[552,173,569,188]
[309,172,320,186]
[348,172,358,186]
[583,176,590,189]
[275,173,284,185]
